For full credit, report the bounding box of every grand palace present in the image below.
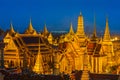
[0,12,120,75]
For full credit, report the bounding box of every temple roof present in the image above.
[87,42,102,57]
[25,19,37,34]
[93,44,101,57]
[12,35,52,55]
[87,43,97,55]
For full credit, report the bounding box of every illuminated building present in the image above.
[3,20,53,74]
[1,13,119,75]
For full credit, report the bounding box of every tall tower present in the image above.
[103,18,111,42]
[76,12,85,39]
[102,18,114,68]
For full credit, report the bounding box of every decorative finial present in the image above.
[69,22,74,34]
[106,16,108,23]
[30,18,32,25]
[28,18,34,30]
[80,12,82,16]
[10,21,15,33]
[44,24,48,34]
[93,14,97,37]
[44,24,46,27]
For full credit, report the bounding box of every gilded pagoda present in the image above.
[1,13,120,75]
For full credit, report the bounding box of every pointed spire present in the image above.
[10,22,15,33]
[103,17,111,41]
[25,18,37,34]
[92,15,97,40]
[80,12,82,16]
[43,24,48,34]
[69,23,74,34]
[28,18,34,31]
[33,34,43,74]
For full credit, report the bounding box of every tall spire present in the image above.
[76,12,85,38]
[103,18,111,41]
[33,34,43,74]
[28,18,34,31]
[10,22,15,33]
[43,24,48,34]
[69,23,74,34]
[91,15,97,40]
[25,18,37,34]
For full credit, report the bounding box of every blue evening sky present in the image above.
[0,0,120,33]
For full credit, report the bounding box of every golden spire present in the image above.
[69,23,74,34]
[76,12,85,38]
[92,15,97,40]
[43,24,48,34]
[10,22,15,33]
[25,18,37,34]
[103,17,111,41]
[28,18,34,31]
[33,34,43,74]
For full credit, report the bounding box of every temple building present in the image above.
[1,13,120,75]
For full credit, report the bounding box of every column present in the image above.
[95,57,97,73]
[91,56,94,73]
[99,57,102,73]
